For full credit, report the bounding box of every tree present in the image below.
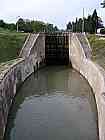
[101,0,105,8]
[78,18,83,32]
[0,18,59,33]
[66,22,72,31]
[75,18,78,32]
[67,9,103,34]
[24,21,33,33]
[17,18,25,31]
[0,20,5,28]
[92,9,98,33]
[46,23,54,32]
[6,23,16,31]
[72,21,76,32]
[31,21,46,32]
[0,20,16,31]
[54,26,59,32]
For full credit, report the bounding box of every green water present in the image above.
[4,66,98,140]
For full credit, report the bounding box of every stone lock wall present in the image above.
[1,31,105,140]
[0,33,45,140]
[69,33,105,140]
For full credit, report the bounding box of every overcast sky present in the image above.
[0,0,105,29]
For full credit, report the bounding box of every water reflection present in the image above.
[4,66,98,140]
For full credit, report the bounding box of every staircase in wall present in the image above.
[19,34,39,58]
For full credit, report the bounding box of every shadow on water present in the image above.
[4,66,98,140]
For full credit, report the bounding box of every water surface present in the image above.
[4,66,98,140]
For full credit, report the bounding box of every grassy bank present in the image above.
[0,28,27,63]
[87,34,105,68]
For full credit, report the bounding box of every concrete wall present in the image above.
[0,33,45,140]
[69,33,105,140]
[1,32,105,140]
[30,33,45,63]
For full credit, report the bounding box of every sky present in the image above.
[0,0,105,29]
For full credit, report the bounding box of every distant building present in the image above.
[97,28,104,34]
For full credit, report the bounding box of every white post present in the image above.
[16,16,20,32]
[17,22,18,32]
[72,23,73,33]
[82,8,85,33]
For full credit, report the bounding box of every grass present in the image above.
[0,28,28,63]
[87,34,105,68]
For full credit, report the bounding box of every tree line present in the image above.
[0,20,16,31]
[101,0,105,7]
[66,9,104,34]
[0,1,105,34]
[17,18,59,33]
[0,19,59,33]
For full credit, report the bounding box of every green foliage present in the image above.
[0,20,5,28]
[67,9,104,33]
[17,18,25,31]
[0,20,16,31]
[101,0,105,8]
[86,15,93,33]
[0,18,59,33]
[78,18,83,32]
[66,22,72,31]
[17,18,59,33]
[91,9,98,33]
[72,22,76,32]
[45,23,54,32]
[24,21,33,33]
[53,26,59,32]
[31,21,46,32]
